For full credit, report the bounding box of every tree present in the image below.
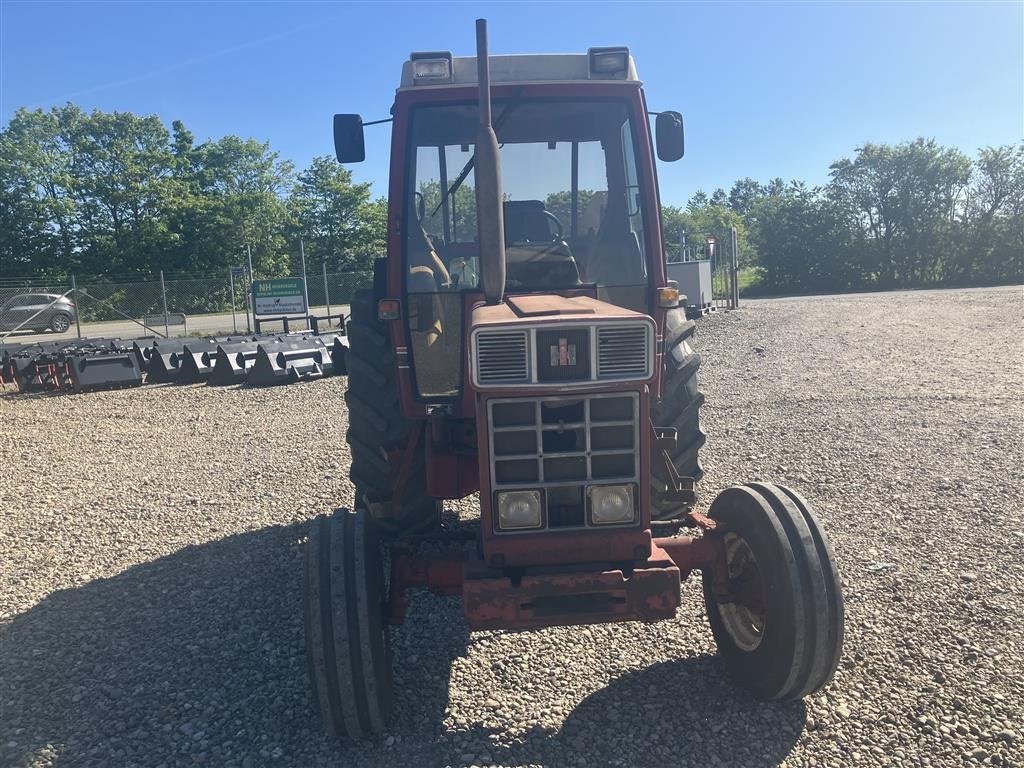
[288,156,386,272]
[829,139,972,286]
[181,135,294,276]
[686,190,708,212]
[0,107,78,276]
[728,178,765,217]
[417,179,477,243]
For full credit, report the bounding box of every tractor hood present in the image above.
[469,295,656,389]
[474,294,648,323]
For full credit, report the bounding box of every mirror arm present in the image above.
[361,117,394,127]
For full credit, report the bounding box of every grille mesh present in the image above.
[476,330,528,384]
[597,325,649,379]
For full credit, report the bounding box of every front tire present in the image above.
[702,483,844,700]
[345,290,440,538]
[304,507,393,738]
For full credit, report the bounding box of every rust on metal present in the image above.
[386,550,466,624]
[463,542,681,630]
[685,509,718,531]
[654,533,730,599]
[371,421,425,519]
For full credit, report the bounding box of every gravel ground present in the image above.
[2,285,1021,768]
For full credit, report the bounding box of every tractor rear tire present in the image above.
[304,507,393,738]
[702,483,844,700]
[651,312,705,520]
[345,290,440,538]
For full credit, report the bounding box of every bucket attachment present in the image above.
[326,334,349,375]
[247,337,335,386]
[147,337,202,383]
[65,350,143,392]
[131,339,156,374]
[208,337,281,386]
[109,338,155,374]
[176,339,221,383]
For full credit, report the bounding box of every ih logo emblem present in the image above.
[550,337,577,367]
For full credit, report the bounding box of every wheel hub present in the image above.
[716,532,767,652]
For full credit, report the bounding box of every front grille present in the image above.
[597,325,650,379]
[488,393,639,530]
[475,330,528,384]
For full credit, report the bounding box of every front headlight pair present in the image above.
[495,485,636,531]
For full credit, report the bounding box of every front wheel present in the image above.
[702,483,844,700]
[304,507,393,738]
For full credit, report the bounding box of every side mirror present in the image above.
[333,114,365,163]
[655,111,684,162]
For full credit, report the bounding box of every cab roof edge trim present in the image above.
[398,53,639,90]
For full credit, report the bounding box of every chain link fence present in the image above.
[0,265,373,344]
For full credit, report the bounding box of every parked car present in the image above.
[0,293,76,333]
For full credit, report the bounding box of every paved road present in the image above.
[0,304,349,349]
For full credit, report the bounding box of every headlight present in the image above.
[496,490,543,530]
[410,52,453,84]
[588,484,636,525]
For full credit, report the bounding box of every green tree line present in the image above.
[668,139,1023,293]
[0,105,384,280]
[2,105,1021,294]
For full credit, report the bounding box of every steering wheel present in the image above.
[543,210,564,241]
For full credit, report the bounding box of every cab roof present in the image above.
[398,52,640,91]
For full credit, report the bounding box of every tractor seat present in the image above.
[504,200,555,244]
[506,242,581,289]
[503,200,580,288]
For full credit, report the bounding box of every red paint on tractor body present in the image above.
[386,536,730,631]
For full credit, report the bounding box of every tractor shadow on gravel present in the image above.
[0,522,465,767]
[1,521,802,768]
[554,658,806,767]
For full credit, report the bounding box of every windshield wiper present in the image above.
[431,97,521,218]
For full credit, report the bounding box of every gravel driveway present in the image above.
[2,286,1021,767]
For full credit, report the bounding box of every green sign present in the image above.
[252,277,307,316]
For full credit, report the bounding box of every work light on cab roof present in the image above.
[304,18,845,741]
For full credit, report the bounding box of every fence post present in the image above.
[731,226,740,309]
[300,238,311,329]
[229,267,238,333]
[159,270,170,337]
[246,244,254,333]
[71,274,82,339]
[323,261,332,322]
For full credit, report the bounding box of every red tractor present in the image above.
[305,20,844,738]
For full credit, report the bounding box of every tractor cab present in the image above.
[335,47,684,401]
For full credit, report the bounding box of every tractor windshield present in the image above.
[404,98,651,399]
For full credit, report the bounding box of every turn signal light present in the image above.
[657,286,681,308]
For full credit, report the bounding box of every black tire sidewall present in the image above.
[703,487,801,699]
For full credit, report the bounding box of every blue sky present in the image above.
[1,1,1021,207]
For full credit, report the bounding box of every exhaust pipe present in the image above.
[474,18,506,305]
